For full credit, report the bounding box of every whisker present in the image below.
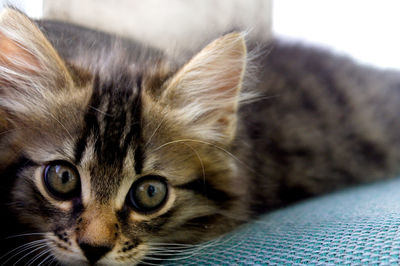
[147,242,199,247]
[147,247,196,254]
[148,237,223,255]
[37,253,54,266]
[0,125,41,136]
[149,239,243,261]
[26,249,51,266]
[52,257,61,266]
[148,245,215,256]
[11,244,48,266]
[145,242,222,262]
[134,258,161,266]
[182,142,206,184]
[116,245,163,266]
[147,225,252,261]
[44,255,57,266]
[0,239,47,261]
[144,112,168,149]
[39,108,73,139]
[147,245,200,251]
[88,105,113,117]
[152,138,256,174]
[147,249,200,256]
[5,232,47,239]
[113,255,153,266]
[3,243,47,265]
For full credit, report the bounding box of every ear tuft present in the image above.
[162,32,247,143]
[0,8,72,88]
[0,8,77,134]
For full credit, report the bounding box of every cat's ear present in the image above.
[162,32,247,144]
[0,8,73,94]
[0,8,75,126]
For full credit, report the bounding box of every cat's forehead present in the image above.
[72,71,144,200]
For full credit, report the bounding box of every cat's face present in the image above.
[0,9,250,265]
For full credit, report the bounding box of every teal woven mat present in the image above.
[164,178,400,265]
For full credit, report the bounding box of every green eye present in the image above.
[43,161,81,200]
[128,176,168,213]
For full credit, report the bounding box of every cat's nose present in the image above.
[79,242,111,264]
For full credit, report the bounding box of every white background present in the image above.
[1,0,400,70]
[0,0,42,18]
[274,0,400,70]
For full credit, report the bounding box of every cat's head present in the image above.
[0,8,250,265]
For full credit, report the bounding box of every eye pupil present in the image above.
[61,171,70,184]
[147,185,156,197]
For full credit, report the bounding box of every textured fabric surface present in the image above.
[165,178,400,265]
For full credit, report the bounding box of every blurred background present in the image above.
[0,0,399,69]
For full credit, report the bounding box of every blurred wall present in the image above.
[43,0,272,54]
[0,0,43,18]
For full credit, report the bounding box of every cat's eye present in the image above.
[43,161,81,200]
[128,176,168,213]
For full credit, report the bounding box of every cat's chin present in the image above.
[50,247,88,266]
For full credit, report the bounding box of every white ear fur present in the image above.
[0,8,72,87]
[162,32,247,143]
[0,8,73,117]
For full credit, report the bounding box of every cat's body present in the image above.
[1,9,400,265]
[236,41,400,211]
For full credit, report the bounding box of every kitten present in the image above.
[1,8,400,265]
